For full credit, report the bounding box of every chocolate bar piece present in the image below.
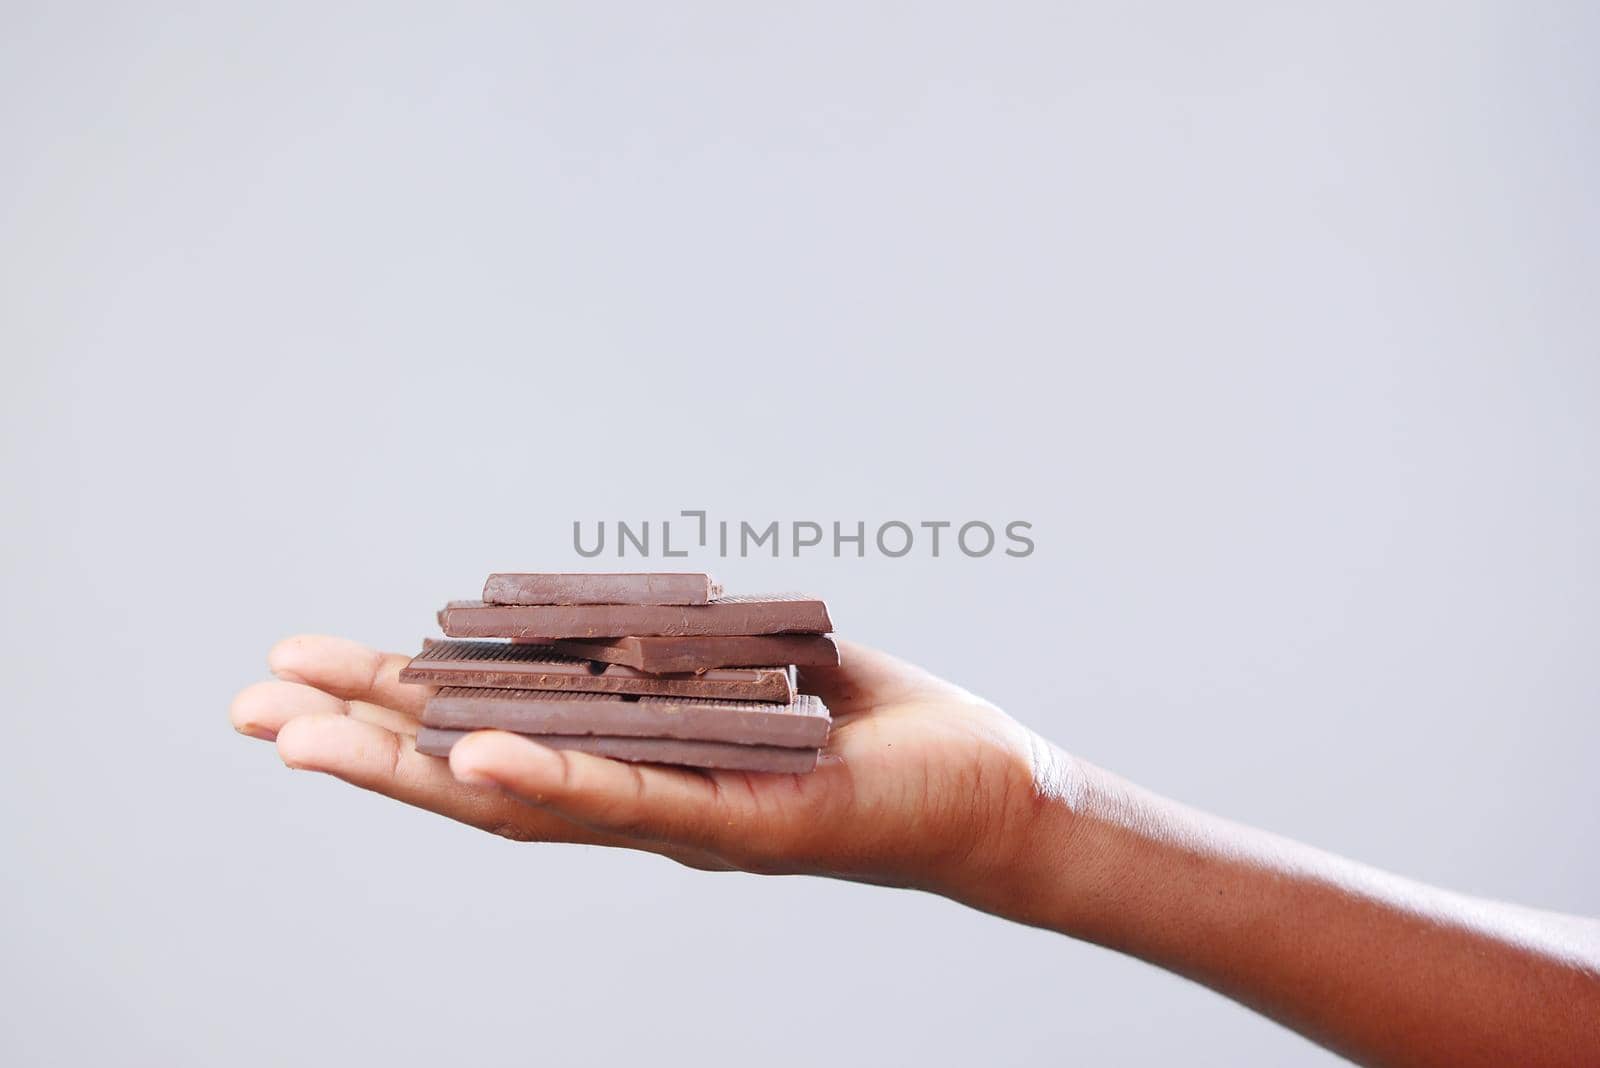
[483,572,722,606]
[421,687,830,748]
[401,640,793,702]
[548,634,841,673]
[415,727,819,773]
[438,594,831,640]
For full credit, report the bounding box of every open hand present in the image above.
[230,636,1069,900]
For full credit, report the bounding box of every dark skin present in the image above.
[233,635,1600,1067]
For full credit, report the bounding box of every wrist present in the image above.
[947,736,1130,934]
[972,751,1262,960]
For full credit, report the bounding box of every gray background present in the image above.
[2,3,1596,1064]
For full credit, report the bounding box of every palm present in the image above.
[232,636,1037,887]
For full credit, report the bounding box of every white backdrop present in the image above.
[3,3,1597,1064]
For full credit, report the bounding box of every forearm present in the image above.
[982,748,1600,1067]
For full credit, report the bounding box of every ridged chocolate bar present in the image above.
[548,634,841,673]
[401,640,793,701]
[415,727,819,773]
[438,594,832,639]
[420,687,830,748]
[483,572,722,606]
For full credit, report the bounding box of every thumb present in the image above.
[448,731,736,851]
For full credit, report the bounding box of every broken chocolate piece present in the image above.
[438,594,831,640]
[548,634,841,673]
[420,686,830,748]
[401,640,793,701]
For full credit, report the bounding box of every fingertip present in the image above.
[267,634,322,682]
[274,713,347,771]
[230,678,350,740]
[268,634,371,683]
[274,716,312,769]
[449,731,562,792]
[229,680,280,740]
[445,729,496,784]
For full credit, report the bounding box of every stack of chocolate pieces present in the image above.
[405,573,836,773]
